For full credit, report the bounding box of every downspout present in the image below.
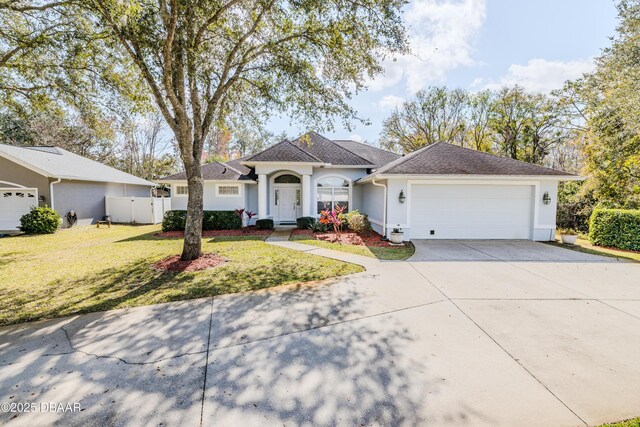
[49,178,61,210]
[371,177,387,238]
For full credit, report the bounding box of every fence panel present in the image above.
[105,197,171,224]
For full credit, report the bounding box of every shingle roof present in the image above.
[160,161,255,181]
[333,139,401,168]
[291,132,374,166]
[0,144,156,186]
[360,142,575,180]
[244,139,322,163]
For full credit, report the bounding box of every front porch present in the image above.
[257,170,311,224]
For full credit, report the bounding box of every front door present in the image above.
[274,186,299,223]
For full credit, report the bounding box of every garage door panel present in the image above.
[0,189,38,230]
[410,184,533,240]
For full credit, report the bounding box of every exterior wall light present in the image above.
[399,190,406,204]
[542,191,551,205]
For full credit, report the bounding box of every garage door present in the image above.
[410,184,533,239]
[0,188,38,230]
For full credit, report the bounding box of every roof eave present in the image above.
[358,174,584,184]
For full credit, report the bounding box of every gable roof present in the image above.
[160,161,256,182]
[290,132,374,166]
[0,144,156,186]
[243,139,322,163]
[241,131,398,167]
[359,142,577,181]
[333,139,401,168]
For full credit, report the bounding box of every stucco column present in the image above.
[258,174,268,218]
[302,174,311,217]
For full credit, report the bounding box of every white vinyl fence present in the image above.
[105,197,171,224]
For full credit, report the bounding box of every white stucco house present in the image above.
[159,131,581,241]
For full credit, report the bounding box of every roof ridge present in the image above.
[283,139,324,162]
[219,161,244,176]
[368,143,440,177]
[296,131,373,165]
[334,138,398,156]
[435,142,572,175]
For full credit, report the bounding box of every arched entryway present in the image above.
[270,172,301,223]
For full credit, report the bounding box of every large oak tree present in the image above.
[77,0,407,260]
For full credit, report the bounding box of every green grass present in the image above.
[0,225,363,326]
[597,418,640,427]
[289,234,415,261]
[550,234,640,262]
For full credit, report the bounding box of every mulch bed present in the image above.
[151,253,227,272]
[291,228,396,247]
[155,226,272,238]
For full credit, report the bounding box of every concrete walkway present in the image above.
[1,241,640,426]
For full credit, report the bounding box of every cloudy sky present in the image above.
[268,0,617,144]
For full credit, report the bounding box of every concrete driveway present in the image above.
[1,241,639,426]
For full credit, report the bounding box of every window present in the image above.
[274,174,300,184]
[317,177,350,213]
[217,184,240,196]
[174,185,188,196]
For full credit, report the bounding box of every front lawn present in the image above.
[597,418,640,427]
[290,230,415,261]
[0,225,363,326]
[550,234,640,262]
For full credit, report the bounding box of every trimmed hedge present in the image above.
[19,206,61,234]
[255,218,274,230]
[161,210,241,232]
[296,216,316,229]
[589,208,640,251]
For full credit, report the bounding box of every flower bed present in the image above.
[291,228,396,247]
[155,226,272,238]
[151,253,227,272]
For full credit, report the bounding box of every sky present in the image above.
[267,0,618,145]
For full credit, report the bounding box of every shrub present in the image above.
[589,208,640,251]
[203,211,241,230]
[556,200,593,234]
[19,206,61,234]
[344,210,372,235]
[255,218,274,230]
[162,210,241,232]
[309,221,328,233]
[296,216,316,229]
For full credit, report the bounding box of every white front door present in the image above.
[0,188,38,230]
[274,186,299,222]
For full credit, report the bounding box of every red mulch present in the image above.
[155,226,272,238]
[151,253,227,272]
[291,228,396,247]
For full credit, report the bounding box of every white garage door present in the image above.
[410,184,533,239]
[0,188,38,230]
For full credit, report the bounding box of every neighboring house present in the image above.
[160,131,581,241]
[0,144,156,230]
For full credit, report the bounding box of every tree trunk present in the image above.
[181,158,204,261]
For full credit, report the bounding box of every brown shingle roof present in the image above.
[333,139,401,168]
[360,142,575,180]
[291,132,374,166]
[160,161,255,181]
[244,139,322,163]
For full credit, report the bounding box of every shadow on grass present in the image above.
[0,247,359,326]
[115,231,268,243]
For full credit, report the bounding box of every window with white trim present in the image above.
[217,184,240,196]
[317,177,350,213]
[174,185,188,196]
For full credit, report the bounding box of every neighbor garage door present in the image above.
[409,184,533,239]
[0,188,38,230]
